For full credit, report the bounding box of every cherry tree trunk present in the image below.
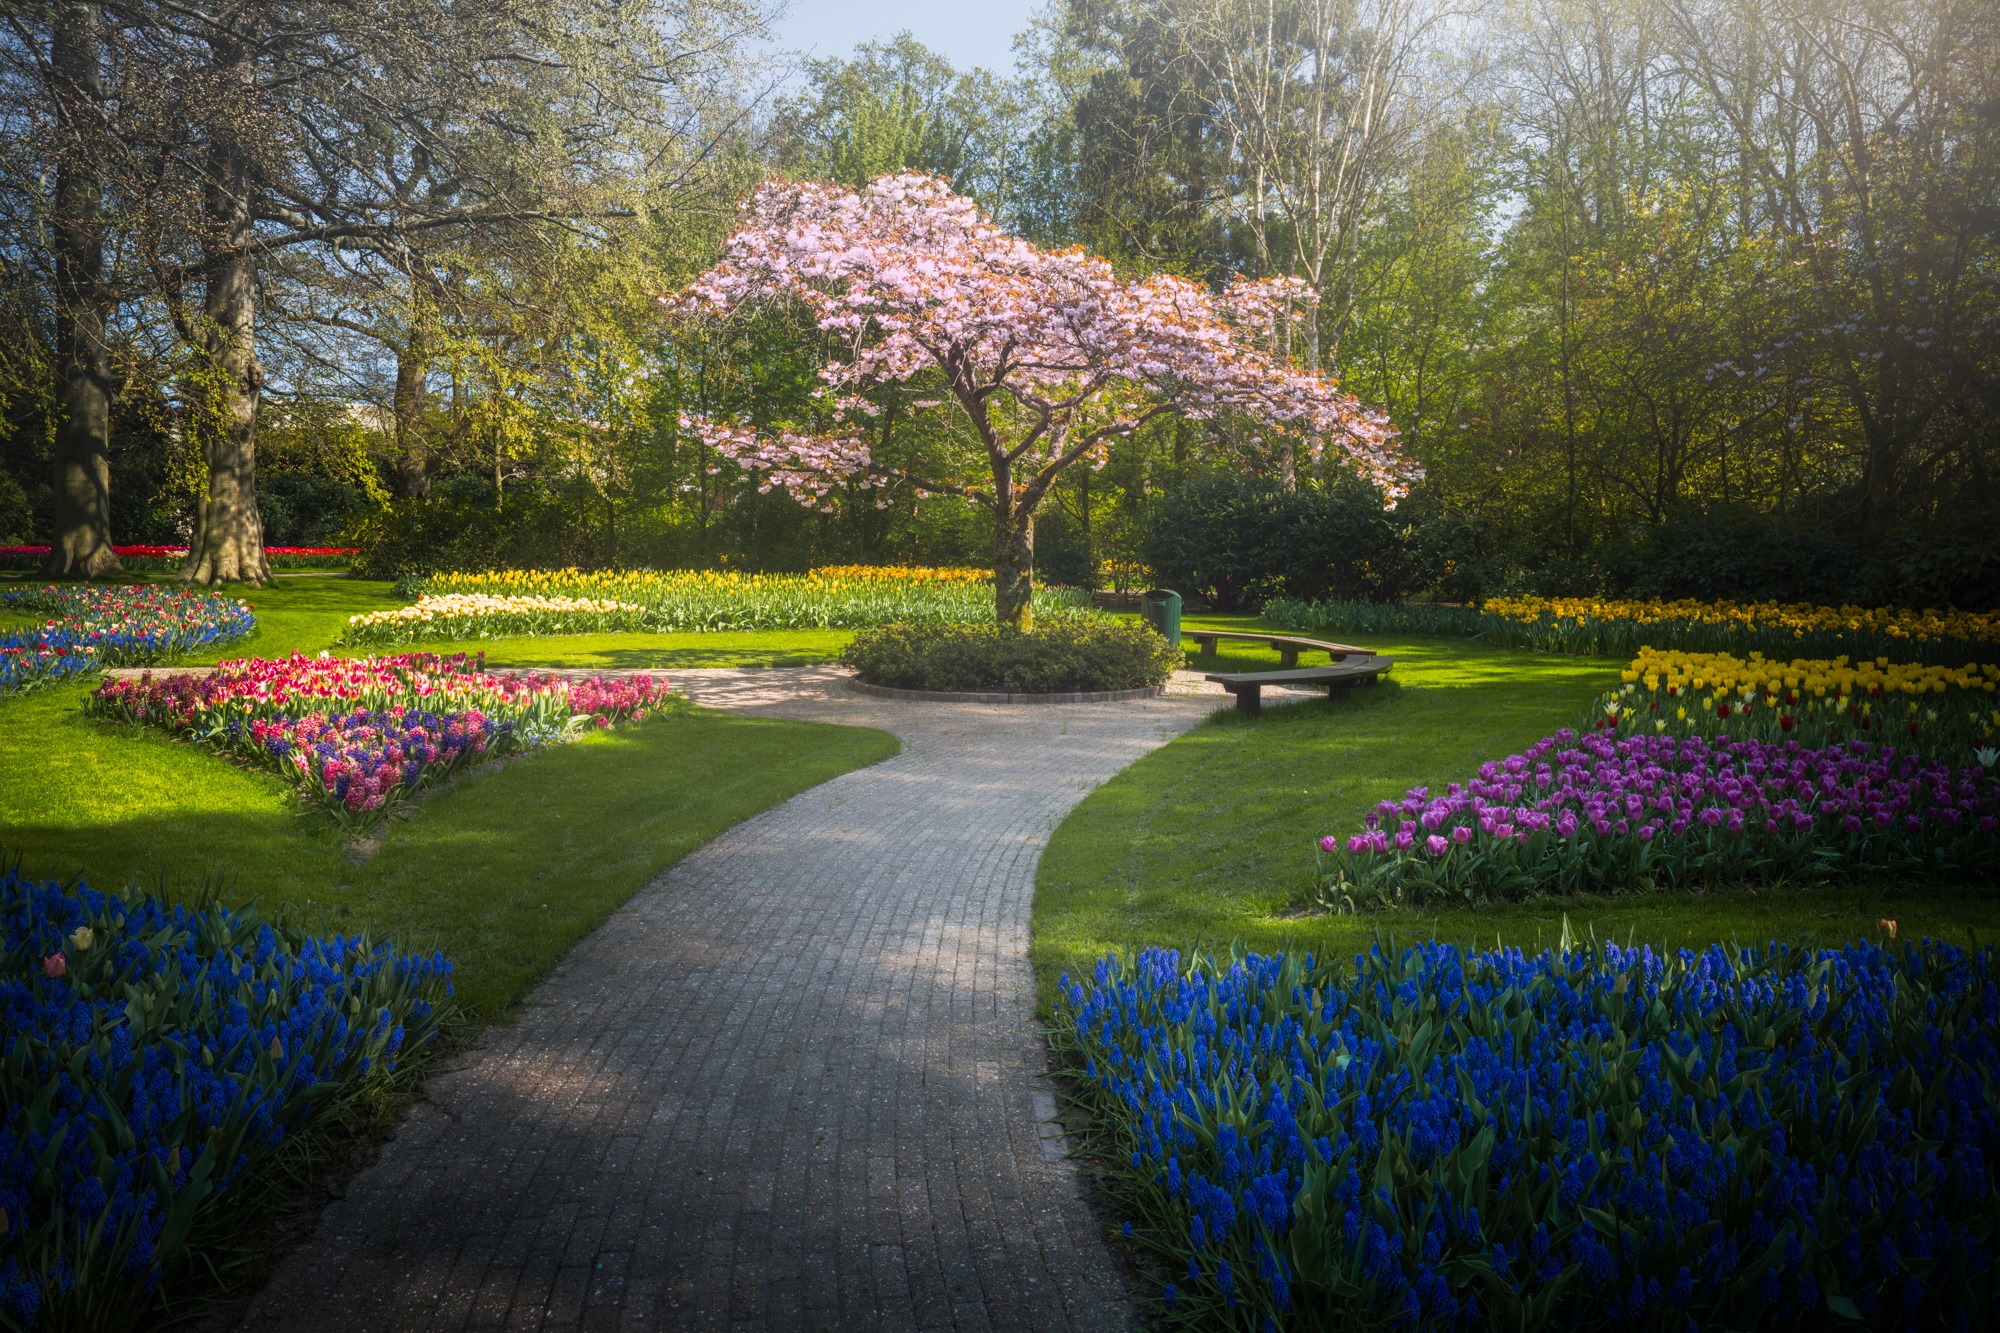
[181,104,269,587]
[994,511,1034,631]
[44,3,120,580]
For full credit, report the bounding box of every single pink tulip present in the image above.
[42,952,66,978]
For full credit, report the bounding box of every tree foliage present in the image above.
[2,4,1995,605]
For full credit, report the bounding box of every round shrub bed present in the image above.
[840,616,1179,695]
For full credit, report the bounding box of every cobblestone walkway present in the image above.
[242,668,1224,1332]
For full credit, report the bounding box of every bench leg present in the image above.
[1279,648,1299,669]
[1232,683,1262,717]
[1325,676,1377,702]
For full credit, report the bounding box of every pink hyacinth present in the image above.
[88,652,675,831]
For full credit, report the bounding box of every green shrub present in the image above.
[1143,474,1442,610]
[841,616,1180,693]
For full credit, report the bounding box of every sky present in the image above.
[769,0,1039,74]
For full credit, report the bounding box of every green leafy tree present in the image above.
[109,0,769,585]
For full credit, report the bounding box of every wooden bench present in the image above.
[1180,628,1371,670]
[1205,657,1393,716]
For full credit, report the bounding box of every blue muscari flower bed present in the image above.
[0,632,96,695]
[0,867,453,1332]
[0,586,255,695]
[1054,937,2000,1330]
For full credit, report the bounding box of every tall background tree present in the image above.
[2,0,773,583]
[1025,0,1998,603]
[0,3,136,575]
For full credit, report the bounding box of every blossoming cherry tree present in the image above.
[669,173,1416,628]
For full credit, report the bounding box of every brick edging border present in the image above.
[846,678,1167,705]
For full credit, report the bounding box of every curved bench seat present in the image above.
[1203,656,1393,716]
[1180,627,1371,669]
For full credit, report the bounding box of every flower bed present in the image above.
[0,545,358,571]
[0,586,255,695]
[840,616,1179,693]
[1316,728,1998,905]
[87,653,672,829]
[1600,649,1999,765]
[1100,558,1153,593]
[1266,595,2000,667]
[804,564,989,584]
[339,593,648,646]
[400,567,1090,631]
[0,866,452,1330]
[1054,937,2000,1331]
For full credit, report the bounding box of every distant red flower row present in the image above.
[0,545,358,557]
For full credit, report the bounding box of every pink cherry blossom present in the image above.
[665,174,1416,621]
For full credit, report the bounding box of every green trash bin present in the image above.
[1141,588,1182,647]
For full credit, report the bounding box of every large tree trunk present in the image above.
[994,510,1034,632]
[182,58,269,588]
[392,328,431,499]
[44,3,121,580]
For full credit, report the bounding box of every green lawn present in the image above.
[3,681,896,1017]
[2,573,894,1017]
[1032,617,2000,1006]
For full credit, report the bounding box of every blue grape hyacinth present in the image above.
[1055,935,2000,1330]
[0,867,452,1329]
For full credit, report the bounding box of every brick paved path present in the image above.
[242,668,1222,1332]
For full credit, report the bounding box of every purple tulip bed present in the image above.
[1316,728,1999,908]
[1054,937,2000,1331]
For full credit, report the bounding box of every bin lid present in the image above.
[1141,588,1180,600]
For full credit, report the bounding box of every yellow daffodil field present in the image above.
[805,564,990,585]
[1593,648,2000,764]
[399,567,1090,631]
[1272,593,2000,665]
[1484,595,2000,660]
